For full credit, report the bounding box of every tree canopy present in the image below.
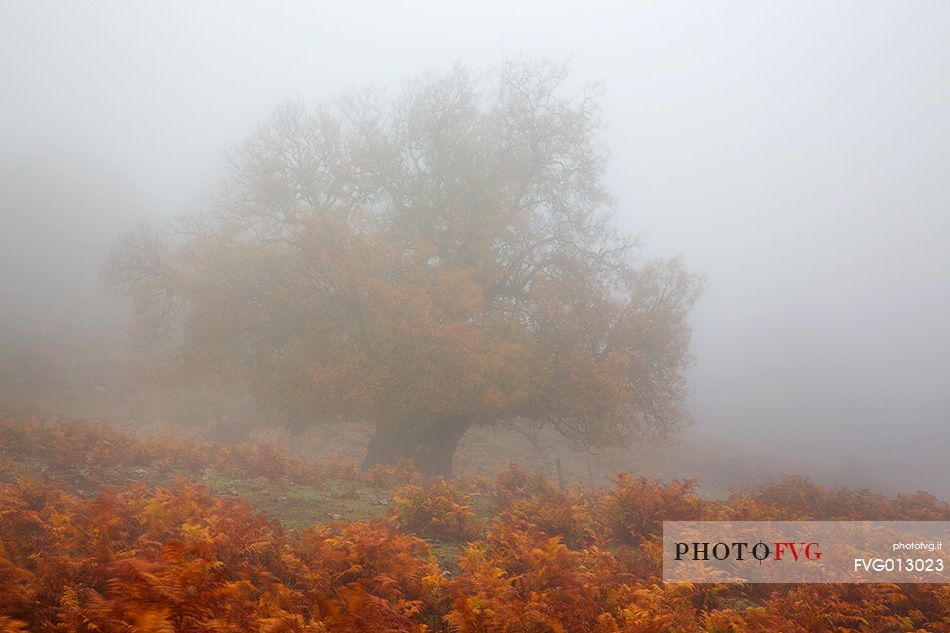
[106,60,702,476]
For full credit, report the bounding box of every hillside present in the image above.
[0,418,947,632]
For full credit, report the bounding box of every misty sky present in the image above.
[1,1,948,494]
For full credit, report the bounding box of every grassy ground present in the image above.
[0,433,482,572]
[198,474,391,529]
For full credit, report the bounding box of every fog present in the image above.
[1,1,947,494]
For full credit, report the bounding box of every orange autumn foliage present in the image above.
[0,478,447,632]
[0,419,948,632]
[390,479,480,541]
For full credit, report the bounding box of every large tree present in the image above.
[106,60,702,476]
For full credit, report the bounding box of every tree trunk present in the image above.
[363,416,473,478]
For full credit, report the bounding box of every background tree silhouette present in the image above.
[106,59,702,476]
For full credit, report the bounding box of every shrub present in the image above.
[390,479,480,541]
[600,473,703,544]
